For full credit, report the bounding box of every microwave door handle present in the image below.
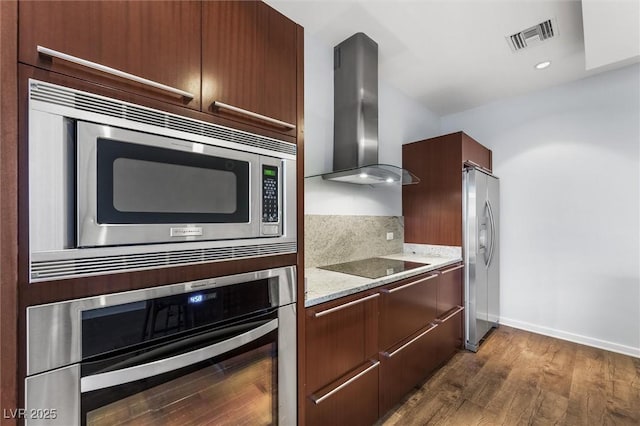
[80,318,278,393]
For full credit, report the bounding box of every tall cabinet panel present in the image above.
[18,0,201,110]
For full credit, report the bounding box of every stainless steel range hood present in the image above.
[321,33,419,185]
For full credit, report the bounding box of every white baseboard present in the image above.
[499,316,640,359]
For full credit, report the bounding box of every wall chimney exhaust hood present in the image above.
[319,33,419,185]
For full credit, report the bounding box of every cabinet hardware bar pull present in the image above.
[313,293,379,318]
[382,323,438,358]
[464,160,492,173]
[311,361,380,404]
[213,101,296,129]
[440,264,464,274]
[435,306,464,324]
[37,46,195,99]
[380,273,438,294]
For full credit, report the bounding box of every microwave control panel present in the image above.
[262,165,279,225]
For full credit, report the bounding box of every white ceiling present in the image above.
[266,0,637,116]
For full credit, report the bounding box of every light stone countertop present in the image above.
[305,252,462,307]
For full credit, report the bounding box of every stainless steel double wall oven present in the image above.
[25,80,298,425]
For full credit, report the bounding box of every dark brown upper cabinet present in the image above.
[403,131,492,246]
[19,1,201,110]
[202,1,298,137]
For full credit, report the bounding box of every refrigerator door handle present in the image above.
[486,199,496,267]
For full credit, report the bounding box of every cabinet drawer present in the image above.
[379,272,438,349]
[437,264,463,316]
[306,361,379,426]
[306,292,379,392]
[19,1,201,110]
[379,322,440,414]
[434,307,464,366]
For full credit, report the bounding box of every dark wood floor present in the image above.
[378,326,640,426]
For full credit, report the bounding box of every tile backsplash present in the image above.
[305,215,404,268]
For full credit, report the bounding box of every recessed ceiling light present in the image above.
[535,61,551,70]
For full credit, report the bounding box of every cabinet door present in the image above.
[402,133,463,246]
[262,4,297,132]
[437,264,464,317]
[305,293,379,393]
[462,132,492,172]
[306,361,379,426]
[19,1,200,110]
[202,1,263,122]
[202,1,297,136]
[379,272,438,350]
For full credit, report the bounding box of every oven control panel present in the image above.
[262,165,279,229]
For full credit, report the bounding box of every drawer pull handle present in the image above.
[311,361,380,404]
[380,273,438,294]
[313,293,379,318]
[213,101,296,130]
[382,323,438,358]
[464,160,492,173]
[37,46,195,99]
[435,306,464,324]
[440,264,464,274]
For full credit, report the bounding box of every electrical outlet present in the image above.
[386,232,394,241]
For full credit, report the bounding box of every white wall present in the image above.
[304,33,441,216]
[441,64,640,356]
[582,0,640,70]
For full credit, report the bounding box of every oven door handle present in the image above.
[80,318,278,393]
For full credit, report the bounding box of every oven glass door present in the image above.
[80,313,278,426]
[77,121,262,246]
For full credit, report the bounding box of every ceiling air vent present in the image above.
[507,18,557,52]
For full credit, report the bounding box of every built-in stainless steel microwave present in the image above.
[28,80,296,282]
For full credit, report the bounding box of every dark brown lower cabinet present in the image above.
[305,292,379,425]
[379,272,438,350]
[379,306,463,415]
[306,360,379,426]
[305,264,464,424]
[377,263,464,418]
[379,323,439,414]
[437,264,464,316]
[434,307,464,366]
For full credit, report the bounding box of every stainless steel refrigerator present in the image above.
[463,167,500,352]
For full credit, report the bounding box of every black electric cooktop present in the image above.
[319,257,429,279]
